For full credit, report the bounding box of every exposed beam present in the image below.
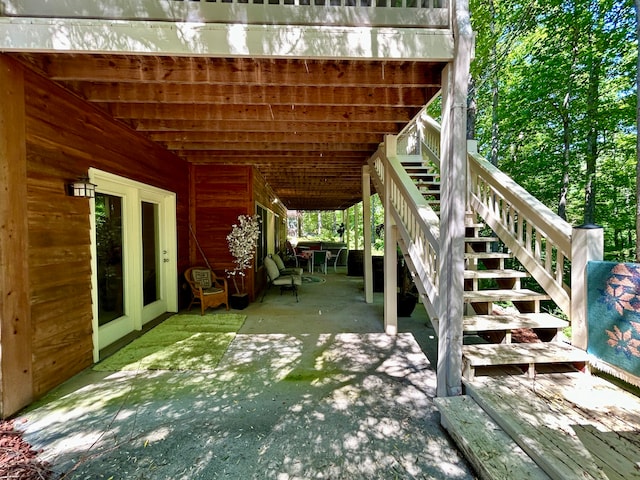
[164,142,377,152]
[20,55,443,87]
[70,82,430,107]
[109,103,416,122]
[133,119,403,133]
[147,131,384,144]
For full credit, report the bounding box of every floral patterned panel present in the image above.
[587,262,640,378]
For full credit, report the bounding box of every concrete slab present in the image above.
[16,270,475,479]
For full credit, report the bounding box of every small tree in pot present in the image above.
[226,214,261,297]
[397,253,419,316]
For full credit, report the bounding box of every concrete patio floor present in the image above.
[15,268,477,479]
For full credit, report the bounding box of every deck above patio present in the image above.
[0,0,450,29]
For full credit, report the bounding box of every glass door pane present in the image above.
[95,193,124,326]
[142,201,159,306]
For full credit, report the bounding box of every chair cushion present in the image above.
[272,274,302,286]
[192,269,212,289]
[264,256,281,281]
[202,287,224,295]
[281,267,304,276]
[272,253,286,271]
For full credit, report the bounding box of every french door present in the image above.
[90,169,177,361]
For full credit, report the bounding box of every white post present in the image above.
[354,202,360,251]
[436,1,472,397]
[345,207,351,250]
[571,225,603,350]
[384,135,398,335]
[362,166,374,304]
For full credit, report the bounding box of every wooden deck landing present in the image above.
[438,368,640,480]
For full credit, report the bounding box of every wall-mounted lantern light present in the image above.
[67,176,96,198]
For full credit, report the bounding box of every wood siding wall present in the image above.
[253,168,287,293]
[189,164,286,300]
[190,164,254,298]
[6,55,190,404]
[0,59,32,418]
[1,53,287,416]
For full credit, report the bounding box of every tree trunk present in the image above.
[489,0,499,166]
[558,110,570,221]
[584,19,601,226]
[467,75,476,140]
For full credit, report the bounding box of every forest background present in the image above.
[293,0,637,262]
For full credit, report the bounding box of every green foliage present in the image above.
[292,194,385,252]
[470,0,637,259]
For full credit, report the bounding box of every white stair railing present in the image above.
[407,113,574,317]
[369,145,441,322]
[467,152,572,315]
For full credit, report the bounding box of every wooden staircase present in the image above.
[398,156,590,379]
[398,155,599,479]
[461,221,590,380]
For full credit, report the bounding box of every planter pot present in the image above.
[230,293,249,310]
[397,293,417,317]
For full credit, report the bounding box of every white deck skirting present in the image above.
[0,18,453,60]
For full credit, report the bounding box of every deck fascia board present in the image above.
[0,18,454,60]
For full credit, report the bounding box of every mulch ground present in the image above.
[0,419,53,480]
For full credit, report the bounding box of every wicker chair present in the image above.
[184,266,229,315]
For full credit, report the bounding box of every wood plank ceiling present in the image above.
[13,53,444,211]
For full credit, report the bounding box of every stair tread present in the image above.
[465,252,512,259]
[464,269,529,279]
[464,288,550,302]
[434,396,551,480]
[462,342,590,367]
[465,236,499,242]
[463,313,569,331]
[463,381,609,480]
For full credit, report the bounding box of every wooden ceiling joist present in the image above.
[147,131,385,144]
[13,52,443,210]
[109,104,415,123]
[19,55,442,87]
[132,120,404,133]
[71,83,430,108]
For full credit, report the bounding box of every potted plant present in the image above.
[397,253,418,317]
[226,214,261,309]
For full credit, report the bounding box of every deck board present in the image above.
[465,372,640,480]
[462,342,589,367]
[464,377,609,480]
[434,395,551,480]
[463,313,568,332]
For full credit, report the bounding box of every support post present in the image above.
[0,57,32,417]
[354,202,360,251]
[571,225,603,350]
[362,166,373,304]
[436,1,473,397]
[345,206,351,251]
[384,136,398,334]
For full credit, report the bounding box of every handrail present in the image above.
[468,151,572,315]
[369,145,440,321]
[397,107,441,165]
[392,107,574,318]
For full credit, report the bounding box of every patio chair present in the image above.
[311,250,329,275]
[332,247,348,272]
[184,266,229,314]
[272,253,304,276]
[262,256,302,302]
